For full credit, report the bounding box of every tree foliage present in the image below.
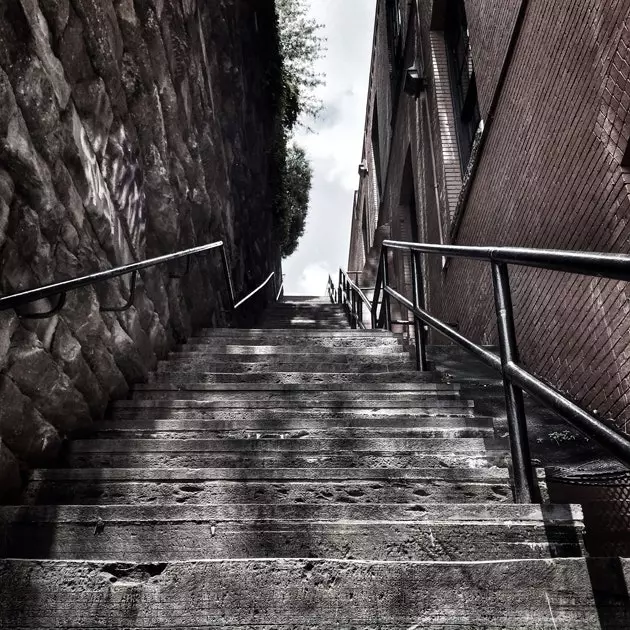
[276,0,325,130]
[272,0,324,257]
[278,143,312,258]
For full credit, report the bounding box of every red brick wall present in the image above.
[465,0,522,118]
[442,0,630,429]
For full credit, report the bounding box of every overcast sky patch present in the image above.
[282,0,376,296]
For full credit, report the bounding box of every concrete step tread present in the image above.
[148,371,443,384]
[28,467,511,481]
[197,329,397,337]
[133,383,460,392]
[164,352,413,362]
[90,416,495,431]
[113,399,474,409]
[175,345,405,354]
[156,363,417,373]
[66,437,507,453]
[65,452,508,469]
[0,558,626,628]
[0,503,582,523]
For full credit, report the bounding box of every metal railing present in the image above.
[0,241,281,318]
[338,240,630,503]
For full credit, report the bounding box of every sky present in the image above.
[282,0,377,296]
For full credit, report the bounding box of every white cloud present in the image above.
[283,0,376,295]
[297,262,331,296]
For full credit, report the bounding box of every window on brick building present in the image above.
[445,0,481,174]
[362,201,370,258]
[386,0,404,84]
[371,99,382,206]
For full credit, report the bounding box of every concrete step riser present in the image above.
[1,558,620,629]
[0,522,583,561]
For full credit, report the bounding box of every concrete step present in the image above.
[175,344,406,355]
[186,335,401,347]
[83,426,494,441]
[111,407,479,421]
[1,557,626,628]
[164,351,412,363]
[197,329,397,338]
[85,414,494,439]
[148,371,442,384]
[64,449,508,469]
[0,504,584,561]
[23,468,514,505]
[113,399,474,410]
[133,382,460,393]
[66,437,504,454]
[130,389,462,402]
[156,360,416,373]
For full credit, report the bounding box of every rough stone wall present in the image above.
[349,0,630,433]
[0,0,281,497]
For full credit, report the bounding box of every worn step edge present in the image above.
[113,399,474,410]
[91,416,495,431]
[0,503,582,523]
[66,437,505,453]
[134,383,458,392]
[28,467,511,481]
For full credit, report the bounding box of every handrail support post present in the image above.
[382,248,392,330]
[492,261,535,504]
[411,251,429,371]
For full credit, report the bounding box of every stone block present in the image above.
[0,375,61,465]
[0,439,21,502]
[8,330,91,434]
[51,320,107,418]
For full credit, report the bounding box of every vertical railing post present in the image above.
[491,261,535,504]
[381,248,392,331]
[357,293,363,329]
[410,250,429,371]
[219,246,236,310]
[350,289,357,329]
[338,270,343,305]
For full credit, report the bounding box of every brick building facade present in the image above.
[348,0,630,430]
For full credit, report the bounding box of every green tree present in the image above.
[279,143,312,257]
[276,0,325,129]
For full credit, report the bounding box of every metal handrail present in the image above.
[338,269,375,329]
[0,241,279,318]
[362,239,630,504]
[234,272,275,310]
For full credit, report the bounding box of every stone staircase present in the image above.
[0,298,628,627]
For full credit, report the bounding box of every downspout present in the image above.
[448,0,530,244]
